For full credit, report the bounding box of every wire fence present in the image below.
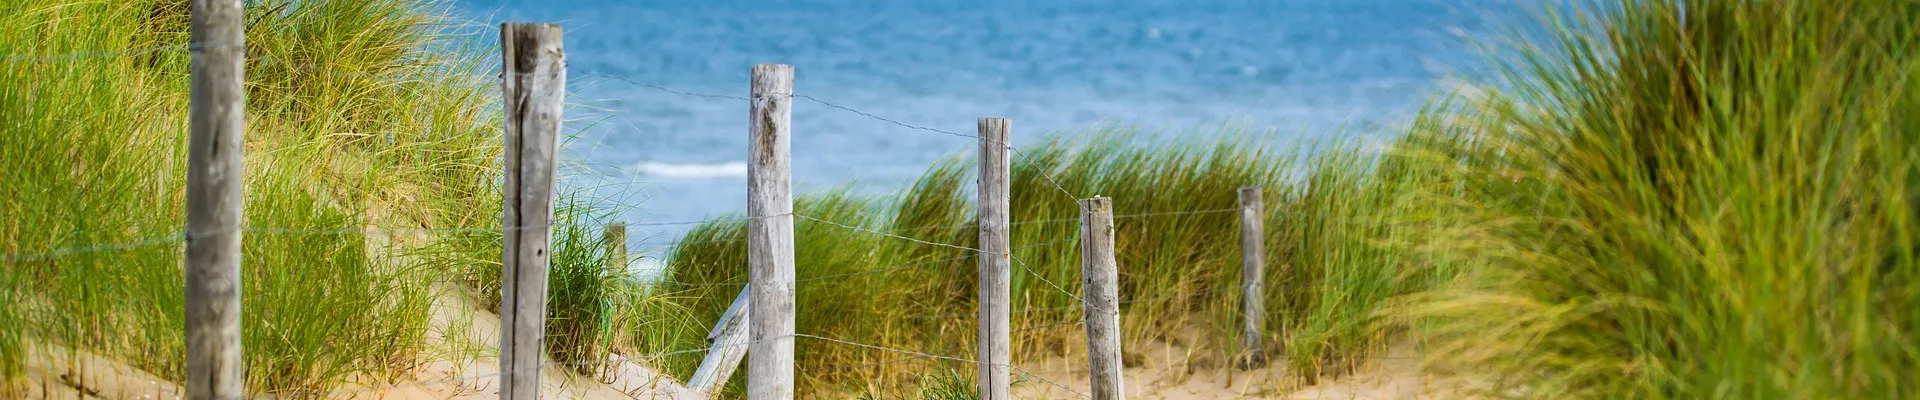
[1,39,1463,399]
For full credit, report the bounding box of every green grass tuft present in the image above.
[422,191,644,377]
[1400,0,1920,398]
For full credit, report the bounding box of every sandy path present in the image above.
[1011,337,1463,399]
[345,282,701,399]
[342,227,701,399]
[10,282,699,400]
[11,278,697,400]
[14,342,185,399]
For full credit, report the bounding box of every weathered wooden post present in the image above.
[689,288,751,396]
[185,0,247,398]
[499,22,565,400]
[976,118,1012,400]
[747,63,797,400]
[604,222,628,275]
[1080,197,1125,400]
[1237,186,1268,369]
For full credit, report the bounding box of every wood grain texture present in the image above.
[1237,186,1269,369]
[498,22,564,400]
[976,118,1013,400]
[1080,197,1126,400]
[185,1,247,398]
[747,63,796,400]
[689,288,751,397]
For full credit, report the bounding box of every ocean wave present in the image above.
[627,258,667,281]
[632,161,747,178]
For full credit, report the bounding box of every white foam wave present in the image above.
[632,161,747,178]
[627,258,667,282]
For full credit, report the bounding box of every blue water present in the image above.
[451,0,1497,251]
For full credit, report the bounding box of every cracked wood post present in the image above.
[185,0,246,398]
[1081,197,1125,400]
[499,22,564,400]
[1237,186,1269,369]
[976,118,1012,400]
[747,63,796,400]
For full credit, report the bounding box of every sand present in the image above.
[10,281,699,400]
[15,342,185,399]
[12,225,698,399]
[338,282,702,399]
[1010,333,1466,399]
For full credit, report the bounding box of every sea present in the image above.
[448,0,1505,257]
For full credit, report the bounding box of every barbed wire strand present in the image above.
[1118,208,1240,219]
[791,213,1103,317]
[887,207,1247,236]
[643,252,981,289]
[0,41,245,63]
[1012,320,1083,334]
[579,72,749,101]
[644,231,1080,290]
[902,287,1224,321]
[0,234,185,263]
[1,212,801,262]
[794,214,984,254]
[1010,254,1102,315]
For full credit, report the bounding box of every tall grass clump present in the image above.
[1273,134,1456,381]
[422,191,644,377]
[641,129,1444,396]
[1404,0,1920,398]
[0,0,499,393]
[543,197,639,374]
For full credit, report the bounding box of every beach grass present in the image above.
[636,129,1448,396]
[0,0,505,394]
[1398,0,1920,398]
[419,190,648,377]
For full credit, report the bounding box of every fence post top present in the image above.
[752,63,794,72]
[499,22,562,31]
[1239,186,1263,203]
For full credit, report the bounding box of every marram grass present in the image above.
[2,0,674,394]
[1399,0,1920,398]
[639,129,1441,397]
[0,0,505,394]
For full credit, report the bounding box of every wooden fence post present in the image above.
[976,118,1012,400]
[185,0,247,398]
[1237,186,1268,369]
[604,222,627,271]
[747,63,796,400]
[689,288,751,396]
[499,22,565,400]
[1080,197,1125,400]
